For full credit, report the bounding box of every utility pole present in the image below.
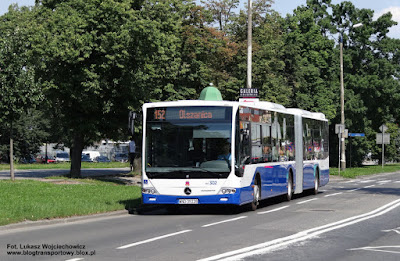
[339,33,346,171]
[338,23,363,171]
[247,0,252,89]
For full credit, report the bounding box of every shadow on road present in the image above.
[129,190,318,216]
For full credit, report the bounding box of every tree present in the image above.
[0,5,42,179]
[201,0,239,31]
[283,1,337,118]
[31,0,197,177]
[331,1,400,166]
[31,0,140,177]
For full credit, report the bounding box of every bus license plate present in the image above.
[179,199,198,204]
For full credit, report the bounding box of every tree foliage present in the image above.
[1,0,399,170]
[0,5,43,165]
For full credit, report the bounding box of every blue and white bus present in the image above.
[141,94,329,210]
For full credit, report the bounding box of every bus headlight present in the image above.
[219,188,237,194]
[142,187,159,195]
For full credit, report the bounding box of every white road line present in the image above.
[364,185,376,188]
[117,230,192,249]
[65,259,84,261]
[197,199,400,261]
[257,206,289,215]
[296,198,318,205]
[348,246,400,254]
[347,188,362,192]
[359,180,375,183]
[202,216,247,227]
[377,180,391,184]
[342,180,357,184]
[324,192,343,197]
[382,227,400,234]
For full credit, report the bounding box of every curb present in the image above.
[0,210,129,232]
[0,204,163,232]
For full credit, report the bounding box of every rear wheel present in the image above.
[313,169,320,195]
[286,172,294,201]
[250,177,261,211]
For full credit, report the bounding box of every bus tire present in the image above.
[250,176,261,211]
[286,171,294,201]
[313,168,320,195]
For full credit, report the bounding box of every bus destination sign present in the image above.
[149,107,231,121]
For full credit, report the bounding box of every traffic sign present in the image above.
[348,133,365,137]
[379,124,388,132]
[376,133,390,144]
[335,124,345,134]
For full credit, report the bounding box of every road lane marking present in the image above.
[382,227,400,234]
[296,199,318,205]
[347,188,362,192]
[198,199,400,261]
[377,180,391,184]
[359,179,375,183]
[324,192,343,197]
[257,206,289,215]
[363,185,376,188]
[202,216,247,227]
[348,246,400,254]
[66,259,84,261]
[117,230,192,249]
[342,180,357,184]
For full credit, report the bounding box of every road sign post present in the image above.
[335,124,346,175]
[376,124,390,168]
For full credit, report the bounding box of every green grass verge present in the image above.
[330,163,400,178]
[0,162,129,171]
[0,179,141,226]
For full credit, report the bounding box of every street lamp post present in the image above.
[247,0,252,89]
[339,22,363,171]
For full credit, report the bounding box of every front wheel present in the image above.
[250,178,261,211]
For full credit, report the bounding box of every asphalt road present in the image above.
[1,171,399,261]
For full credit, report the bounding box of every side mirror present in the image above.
[235,164,244,177]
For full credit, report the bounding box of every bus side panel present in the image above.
[303,162,315,189]
[241,163,295,202]
[320,157,330,186]
[257,166,273,200]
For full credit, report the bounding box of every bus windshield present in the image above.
[145,106,233,179]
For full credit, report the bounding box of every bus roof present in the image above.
[143,99,327,121]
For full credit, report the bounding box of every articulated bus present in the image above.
[141,96,329,210]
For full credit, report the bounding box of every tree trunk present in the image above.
[10,117,14,181]
[70,134,84,178]
[10,137,14,181]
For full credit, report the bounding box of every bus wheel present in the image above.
[250,178,260,211]
[286,172,294,201]
[313,170,319,195]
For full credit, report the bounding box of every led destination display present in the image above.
[148,106,231,121]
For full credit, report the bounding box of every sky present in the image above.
[0,0,399,38]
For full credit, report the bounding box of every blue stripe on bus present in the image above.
[142,188,253,205]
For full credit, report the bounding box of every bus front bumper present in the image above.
[142,191,244,205]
